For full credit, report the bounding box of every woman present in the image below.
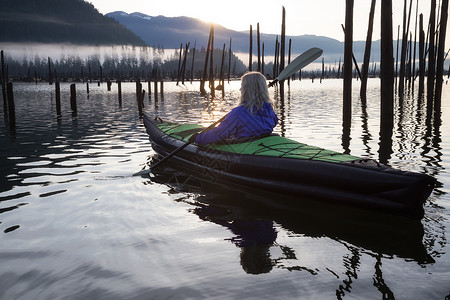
[192,72,278,145]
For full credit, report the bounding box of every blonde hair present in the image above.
[239,72,271,113]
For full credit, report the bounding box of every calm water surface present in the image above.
[0,79,449,299]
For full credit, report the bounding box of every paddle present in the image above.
[268,47,323,87]
[134,47,323,176]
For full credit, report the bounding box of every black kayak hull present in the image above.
[143,113,436,220]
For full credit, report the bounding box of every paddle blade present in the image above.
[276,47,323,81]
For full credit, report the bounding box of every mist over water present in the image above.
[0,79,449,299]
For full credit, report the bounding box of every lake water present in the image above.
[0,79,449,299]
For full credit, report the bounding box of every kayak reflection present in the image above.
[145,162,434,275]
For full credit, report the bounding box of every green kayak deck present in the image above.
[156,123,359,164]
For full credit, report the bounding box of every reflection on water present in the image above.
[0,80,449,299]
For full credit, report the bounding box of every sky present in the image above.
[87,0,443,44]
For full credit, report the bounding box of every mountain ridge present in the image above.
[0,0,146,45]
[105,11,384,62]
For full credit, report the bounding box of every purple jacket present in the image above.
[195,102,278,145]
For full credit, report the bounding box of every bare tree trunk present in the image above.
[435,0,448,103]
[360,0,376,100]
[419,14,425,94]
[427,0,436,99]
[249,25,253,71]
[343,0,354,125]
[380,0,394,130]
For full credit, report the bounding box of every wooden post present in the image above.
[118,80,122,104]
[249,25,253,71]
[48,57,53,85]
[176,43,183,85]
[380,0,394,130]
[209,25,215,97]
[274,36,279,79]
[201,25,213,94]
[7,82,15,130]
[280,6,286,98]
[399,0,413,96]
[262,43,265,76]
[427,0,436,100]
[138,89,145,118]
[34,70,37,85]
[55,82,61,117]
[343,0,354,126]
[360,0,376,100]
[412,0,419,93]
[396,25,400,83]
[190,40,196,83]
[219,43,226,91]
[154,80,158,102]
[228,38,232,82]
[321,57,325,83]
[1,50,7,113]
[181,42,190,85]
[435,0,448,103]
[86,82,89,94]
[160,81,164,99]
[288,39,291,84]
[257,23,261,72]
[419,13,425,94]
[147,80,151,100]
[70,83,77,116]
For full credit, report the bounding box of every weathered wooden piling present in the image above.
[412,0,419,94]
[262,43,265,76]
[181,42,190,85]
[209,25,215,98]
[219,43,226,91]
[7,82,15,129]
[138,89,145,118]
[398,0,408,95]
[154,80,158,102]
[280,6,286,98]
[48,57,53,85]
[360,0,376,100]
[380,0,394,130]
[427,0,437,100]
[1,50,7,112]
[55,82,61,117]
[190,41,196,84]
[435,0,448,103]
[160,81,164,99]
[418,13,425,93]
[201,25,213,94]
[86,82,89,94]
[249,25,253,71]
[379,0,394,163]
[70,83,77,116]
[257,23,261,72]
[321,58,325,83]
[341,24,362,81]
[176,43,183,85]
[343,0,354,125]
[118,80,122,104]
[228,38,232,83]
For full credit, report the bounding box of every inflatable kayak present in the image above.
[142,113,436,220]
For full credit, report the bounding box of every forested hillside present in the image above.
[0,0,146,45]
